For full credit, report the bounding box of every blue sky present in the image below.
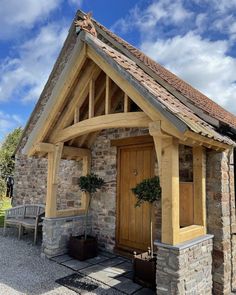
[0,0,236,141]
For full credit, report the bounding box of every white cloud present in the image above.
[68,0,83,6]
[111,0,192,35]
[111,0,236,115]
[0,111,23,140]
[0,22,68,103]
[0,0,62,40]
[141,32,236,114]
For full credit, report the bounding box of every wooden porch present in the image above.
[23,40,229,247]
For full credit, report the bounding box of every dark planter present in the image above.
[133,252,156,290]
[68,235,98,261]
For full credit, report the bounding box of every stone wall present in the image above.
[42,215,90,257]
[206,149,235,295]
[14,154,83,210]
[155,235,213,295]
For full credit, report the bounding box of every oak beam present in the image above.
[63,146,91,159]
[105,75,111,115]
[149,121,171,178]
[45,142,63,218]
[124,93,130,113]
[89,79,95,118]
[69,73,107,147]
[55,112,151,143]
[74,107,80,124]
[29,142,90,160]
[49,64,101,142]
[56,208,86,218]
[29,142,54,156]
[161,137,180,245]
[184,130,229,151]
[83,86,120,148]
[178,225,205,243]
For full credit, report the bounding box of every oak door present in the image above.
[117,143,155,252]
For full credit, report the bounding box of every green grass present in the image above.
[0,197,12,227]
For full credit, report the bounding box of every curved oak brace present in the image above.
[54,112,152,143]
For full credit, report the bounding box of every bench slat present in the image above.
[4,204,45,244]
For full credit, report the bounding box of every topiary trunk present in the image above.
[84,193,91,240]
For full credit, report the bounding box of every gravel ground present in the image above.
[0,228,76,295]
[0,229,153,295]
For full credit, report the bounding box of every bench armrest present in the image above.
[36,212,45,225]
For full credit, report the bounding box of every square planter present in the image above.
[68,235,98,261]
[133,252,156,290]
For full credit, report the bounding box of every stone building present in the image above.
[14,10,236,295]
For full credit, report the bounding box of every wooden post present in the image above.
[124,93,130,113]
[149,122,179,245]
[105,75,111,115]
[161,137,180,244]
[74,107,80,124]
[45,142,63,218]
[89,79,95,118]
[193,146,206,230]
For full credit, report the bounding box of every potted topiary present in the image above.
[68,173,105,261]
[131,176,161,290]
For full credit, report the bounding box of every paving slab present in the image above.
[85,254,109,265]
[51,254,72,263]
[62,259,91,270]
[99,251,117,258]
[104,266,126,276]
[112,261,133,272]
[99,257,126,267]
[107,276,142,294]
[122,271,133,279]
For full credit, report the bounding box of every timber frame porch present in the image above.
[22,30,232,247]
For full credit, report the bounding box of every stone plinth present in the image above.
[42,215,91,257]
[155,235,214,295]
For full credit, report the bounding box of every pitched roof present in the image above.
[16,11,236,153]
[88,13,236,129]
[84,33,235,146]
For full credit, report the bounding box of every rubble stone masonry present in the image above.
[206,149,236,295]
[155,235,213,295]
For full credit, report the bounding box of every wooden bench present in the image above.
[3,205,45,244]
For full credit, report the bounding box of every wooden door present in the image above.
[116,143,155,252]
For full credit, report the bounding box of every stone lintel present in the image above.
[154,234,214,251]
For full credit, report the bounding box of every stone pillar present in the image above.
[42,215,90,257]
[155,235,213,295]
[206,150,235,294]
